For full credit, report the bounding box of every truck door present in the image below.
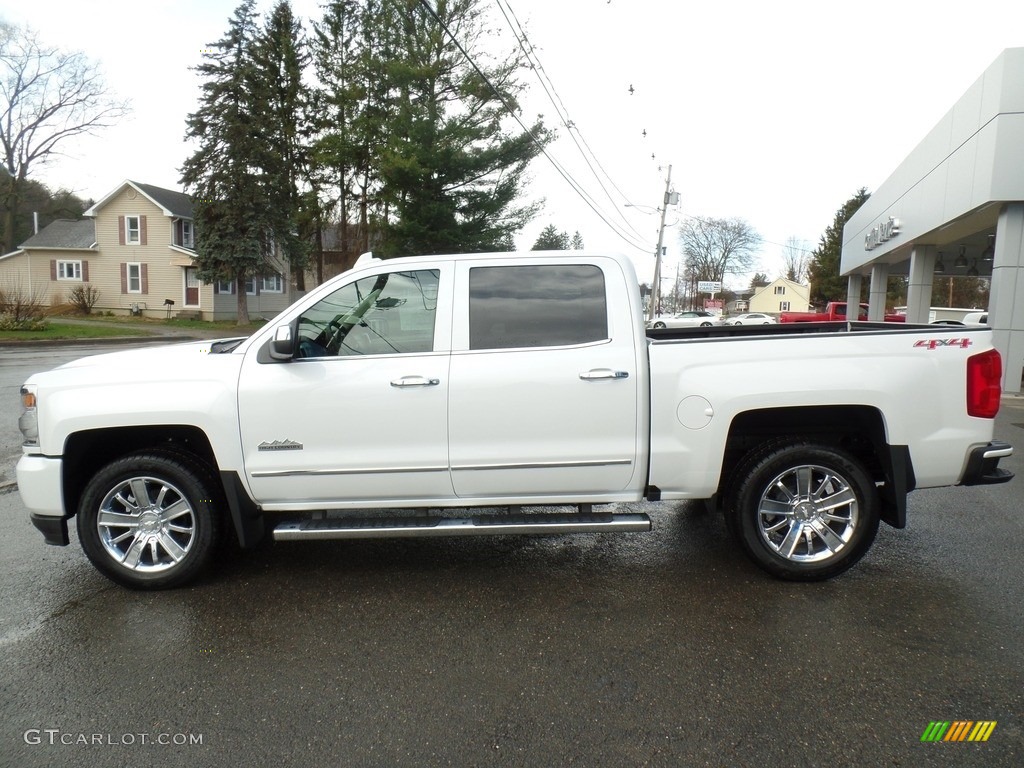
[448,259,641,499]
[238,266,453,507]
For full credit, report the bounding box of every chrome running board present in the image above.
[272,510,651,541]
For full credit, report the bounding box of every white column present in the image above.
[988,203,1024,394]
[905,245,936,324]
[845,274,862,318]
[867,263,890,321]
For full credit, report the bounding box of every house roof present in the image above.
[19,219,97,250]
[84,180,193,219]
[752,276,809,298]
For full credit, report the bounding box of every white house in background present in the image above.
[0,179,292,321]
[748,278,810,315]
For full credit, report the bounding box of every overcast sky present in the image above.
[5,0,1024,286]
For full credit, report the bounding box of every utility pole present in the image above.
[648,164,675,324]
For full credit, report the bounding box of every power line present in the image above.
[494,0,648,240]
[414,0,653,253]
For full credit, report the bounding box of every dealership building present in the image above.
[842,47,1024,393]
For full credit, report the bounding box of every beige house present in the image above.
[0,180,293,321]
[748,277,810,315]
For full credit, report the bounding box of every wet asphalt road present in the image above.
[1,343,1022,767]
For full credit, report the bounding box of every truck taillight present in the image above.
[967,349,1002,418]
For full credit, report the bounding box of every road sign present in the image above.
[697,281,722,293]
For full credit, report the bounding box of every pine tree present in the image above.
[532,224,569,250]
[807,188,870,306]
[311,0,399,267]
[377,0,551,255]
[180,0,272,324]
[252,0,312,290]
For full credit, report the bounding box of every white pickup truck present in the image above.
[16,251,1014,589]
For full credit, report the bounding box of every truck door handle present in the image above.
[579,369,630,381]
[390,376,440,388]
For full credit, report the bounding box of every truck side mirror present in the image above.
[269,323,296,360]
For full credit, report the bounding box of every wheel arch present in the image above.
[63,426,219,523]
[720,405,915,528]
[63,425,264,548]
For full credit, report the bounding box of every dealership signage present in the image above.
[865,216,901,250]
[697,280,722,293]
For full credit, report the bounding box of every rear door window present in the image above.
[468,265,607,350]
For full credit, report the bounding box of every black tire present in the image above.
[700,321,713,327]
[652,321,666,329]
[725,440,880,581]
[76,450,223,589]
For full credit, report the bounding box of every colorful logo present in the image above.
[921,721,997,742]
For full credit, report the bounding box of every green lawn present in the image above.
[0,321,152,342]
[0,317,265,342]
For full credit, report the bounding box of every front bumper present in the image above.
[960,441,1014,485]
[16,455,70,546]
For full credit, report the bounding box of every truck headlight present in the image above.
[19,386,38,446]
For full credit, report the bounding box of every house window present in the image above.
[244,278,257,295]
[126,263,142,293]
[260,274,283,293]
[57,260,82,281]
[125,216,141,244]
[774,285,786,295]
[181,220,194,249]
[214,280,235,295]
[779,301,791,312]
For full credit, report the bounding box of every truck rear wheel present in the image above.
[76,450,222,590]
[726,440,879,581]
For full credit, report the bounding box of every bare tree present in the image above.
[0,21,129,253]
[781,235,810,283]
[679,216,761,286]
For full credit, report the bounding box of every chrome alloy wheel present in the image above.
[96,476,197,573]
[756,464,859,563]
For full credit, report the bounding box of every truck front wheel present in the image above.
[76,450,223,589]
[726,440,880,581]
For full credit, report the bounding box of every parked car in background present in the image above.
[648,310,720,329]
[963,311,989,325]
[726,313,777,326]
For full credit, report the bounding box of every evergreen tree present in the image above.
[377,0,551,255]
[807,188,870,306]
[571,231,584,250]
[532,224,569,250]
[252,0,312,289]
[180,0,272,324]
[311,0,397,269]
[0,171,90,248]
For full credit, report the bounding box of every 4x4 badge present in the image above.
[258,440,303,451]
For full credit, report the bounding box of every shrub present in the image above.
[67,283,101,314]
[0,280,46,323]
[0,314,48,331]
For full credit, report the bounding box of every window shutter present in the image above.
[140,215,147,245]
[82,261,89,281]
[141,264,149,294]
[120,263,127,294]
[50,260,57,281]
[118,216,125,245]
